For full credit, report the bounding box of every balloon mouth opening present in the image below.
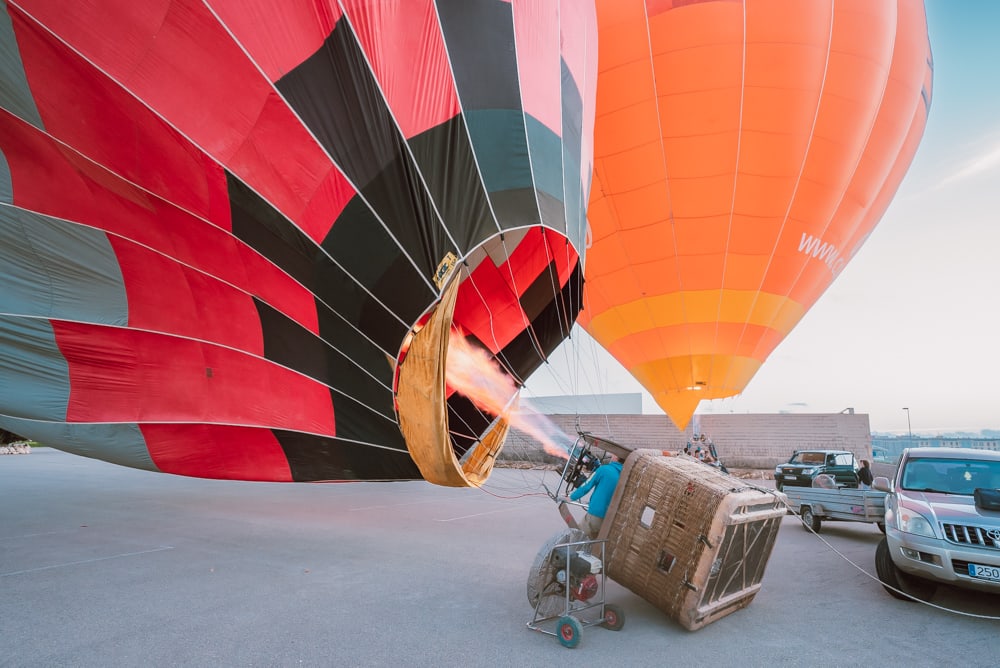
[394,279,508,487]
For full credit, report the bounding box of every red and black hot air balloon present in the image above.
[0,0,597,484]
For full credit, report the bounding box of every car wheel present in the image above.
[775,482,783,492]
[874,537,936,602]
[801,506,821,533]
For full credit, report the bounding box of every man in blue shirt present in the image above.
[570,455,623,539]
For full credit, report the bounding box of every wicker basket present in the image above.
[598,450,785,631]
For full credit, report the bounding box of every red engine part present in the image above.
[570,574,599,601]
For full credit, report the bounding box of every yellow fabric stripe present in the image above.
[585,290,805,343]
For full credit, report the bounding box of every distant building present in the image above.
[522,393,642,415]
[871,435,1000,461]
[504,410,872,469]
[506,398,1000,468]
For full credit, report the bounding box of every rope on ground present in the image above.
[758,488,1000,621]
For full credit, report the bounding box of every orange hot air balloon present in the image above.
[581,0,933,429]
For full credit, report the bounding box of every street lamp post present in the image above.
[902,407,912,448]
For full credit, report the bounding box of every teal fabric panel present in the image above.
[0,5,44,130]
[465,108,533,193]
[0,315,69,421]
[0,415,158,471]
[0,149,10,204]
[0,203,127,324]
[525,116,564,201]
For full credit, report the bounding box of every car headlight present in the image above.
[897,507,935,538]
[801,467,816,475]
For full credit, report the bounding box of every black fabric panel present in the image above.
[274,430,420,482]
[519,260,560,324]
[256,297,333,381]
[227,172,416,358]
[319,197,433,353]
[535,261,583,360]
[254,298,395,428]
[228,173,316,288]
[446,394,492,458]
[501,262,583,382]
[488,187,542,232]
[408,115,495,254]
[435,0,520,112]
[537,191,566,238]
[276,19,452,282]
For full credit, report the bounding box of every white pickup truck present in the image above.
[873,446,1000,600]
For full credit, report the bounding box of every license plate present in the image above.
[969,563,1000,582]
[783,475,797,480]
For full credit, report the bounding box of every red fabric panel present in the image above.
[17,0,354,243]
[454,260,527,354]
[505,228,573,294]
[109,237,264,355]
[226,90,355,244]
[340,0,460,139]
[0,112,320,336]
[54,321,336,435]
[11,7,231,229]
[512,0,562,135]
[141,423,292,481]
[205,0,340,82]
[235,245,320,336]
[454,229,579,352]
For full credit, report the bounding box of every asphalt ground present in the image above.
[2,449,998,667]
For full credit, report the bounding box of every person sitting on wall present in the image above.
[569,455,624,539]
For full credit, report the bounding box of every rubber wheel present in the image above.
[601,604,625,631]
[557,615,582,648]
[801,507,821,533]
[874,537,936,602]
[775,482,783,492]
[877,522,886,534]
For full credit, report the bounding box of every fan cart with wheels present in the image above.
[526,529,625,649]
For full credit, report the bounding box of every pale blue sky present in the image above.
[524,1,1000,436]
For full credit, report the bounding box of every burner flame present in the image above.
[445,330,573,459]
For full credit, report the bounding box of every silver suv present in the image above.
[873,447,1000,600]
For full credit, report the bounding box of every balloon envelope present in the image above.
[0,0,596,481]
[582,0,933,429]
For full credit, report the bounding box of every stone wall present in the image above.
[502,412,873,469]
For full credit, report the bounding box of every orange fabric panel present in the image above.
[605,323,768,367]
[593,98,663,157]
[606,180,672,231]
[597,141,670,211]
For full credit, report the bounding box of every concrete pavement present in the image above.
[1,449,997,667]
